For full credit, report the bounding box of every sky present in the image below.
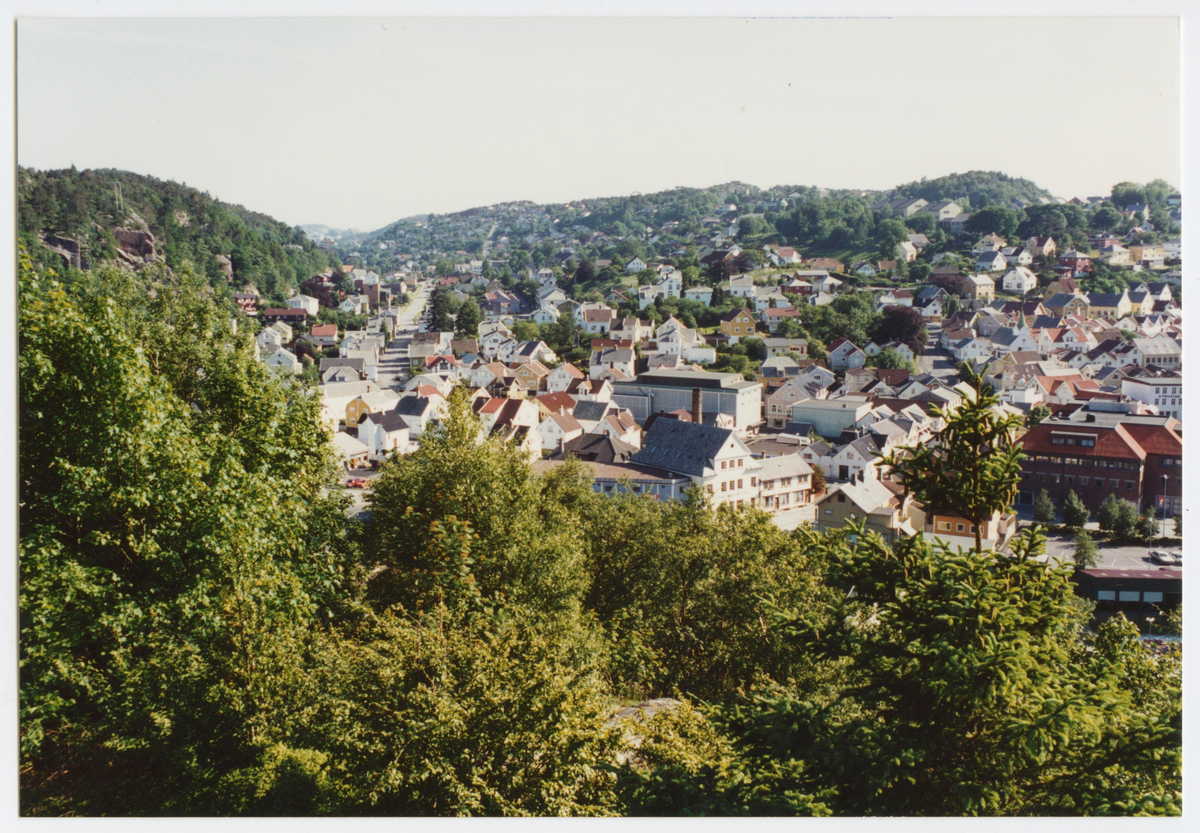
[16,14,1183,233]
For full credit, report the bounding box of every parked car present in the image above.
[1149,550,1181,566]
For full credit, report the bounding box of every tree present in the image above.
[908,261,931,284]
[1061,490,1090,529]
[882,362,1024,552]
[875,218,908,260]
[1034,489,1057,524]
[427,286,457,333]
[454,296,482,339]
[1073,530,1099,569]
[871,305,926,355]
[1173,514,1182,538]
[866,348,915,372]
[809,463,827,494]
[1025,404,1051,427]
[966,206,1020,240]
[1097,493,1122,532]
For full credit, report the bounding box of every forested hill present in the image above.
[889,171,1054,209]
[18,166,339,300]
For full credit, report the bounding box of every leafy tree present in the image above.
[742,336,767,361]
[426,286,457,333]
[809,463,827,494]
[967,206,1020,240]
[866,348,915,372]
[1073,530,1099,569]
[510,319,540,342]
[1026,404,1051,427]
[871,305,926,355]
[1173,514,1182,538]
[453,296,482,339]
[882,363,1024,551]
[1097,493,1122,532]
[907,260,931,283]
[1061,490,1091,529]
[1034,489,1057,524]
[875,218,908,260]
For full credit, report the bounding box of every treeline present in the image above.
[18,166,339,301]
[19,252,1180,816]
[891,170,1053,209]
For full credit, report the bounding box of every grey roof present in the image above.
[573,400,618,423]
[320,357,366,372]
[362,410,411,433]
[550,433,638,464]
[1044,293,1084,309]
[630,419,737,478]
[1087,292,1127,307]
[784,421,817,437]
[393,395,435,417]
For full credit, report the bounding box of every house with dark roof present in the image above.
[630,418,762,509]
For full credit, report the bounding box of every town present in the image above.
[236,181,1184,630]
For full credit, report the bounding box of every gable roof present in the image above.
[631,418,741,478]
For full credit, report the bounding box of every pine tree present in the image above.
[1033,489,1057,524]
[882,362,1024,551]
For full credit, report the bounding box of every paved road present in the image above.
[375,282,432,390]
[918,323,960,379]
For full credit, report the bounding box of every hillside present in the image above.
[18,166,339,300]
[888,170,1054,210]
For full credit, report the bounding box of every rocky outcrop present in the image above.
[216,254,234,282]
[41,234,82,270]
[113,227,156,263]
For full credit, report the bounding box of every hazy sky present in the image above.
[17,16,1181,231]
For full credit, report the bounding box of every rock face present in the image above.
[113,227,156,263]
[41,235,82,270]
[216,254,234,282]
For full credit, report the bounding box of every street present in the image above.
[374,280,432,390]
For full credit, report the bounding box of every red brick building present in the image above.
[1017,418,1182,514]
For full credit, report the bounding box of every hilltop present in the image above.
[18,166,339,299]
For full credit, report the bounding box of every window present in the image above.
[721,481,727,493]
[706,485,713,494]
[956,523,965,532]
[721,461,727,470]
[750,477,757,487]
[1125,481,1135,491]
[737,458,744,467]
[837,494,845,503]
[1097,590,1116,601]
[1081,477,1089,486]
[938,521,951,531]
[1143,591,1164,603]
[1037,473,1046,483]
[737,479,743,490]
[1118,591,1140,602]
[824,509,833,515]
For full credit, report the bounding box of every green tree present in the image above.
[454,296,482,339]
[809,463,827,494]
[1097,493,1122,532]
[1073,530,1099,568]
[1026,404,1052,427]
[1061,490,1091,529]
[881,362,1024,551]
[1034,489,1057,524]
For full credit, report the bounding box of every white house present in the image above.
[358,411,411,461]
[264,348,302,375]
[1001,266,1038,294]
[286,294,320,316]
[536,412,585,452]
[625,257,648,274]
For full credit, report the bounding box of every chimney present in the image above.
[692,387,703,425]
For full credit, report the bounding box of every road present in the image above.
[481,222,499,257]
[918,322,960,379]
[375,280,432,390]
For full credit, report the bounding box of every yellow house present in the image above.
[1128,244,1165,263]
[925,509,1016,551]
[514,360,551,391]
[719,307,758,341]
[1086,289,1132,320]
[346,391,400,425]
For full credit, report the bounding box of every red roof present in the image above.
[1121,422,1182,456]
[534,392,577,414]
[311,323,338,337]
[1018,422,1146,461]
